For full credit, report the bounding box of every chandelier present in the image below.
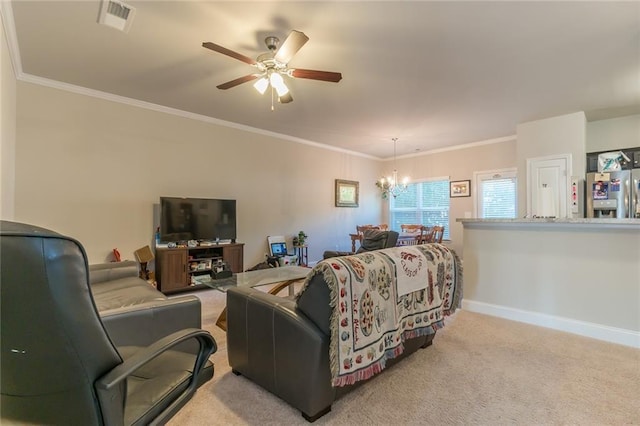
[376,138,409,199]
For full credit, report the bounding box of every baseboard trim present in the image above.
[462,299,640,349]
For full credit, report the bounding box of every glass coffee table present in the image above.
[201,265,311,331]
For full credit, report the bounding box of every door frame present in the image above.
[526,153,572,218]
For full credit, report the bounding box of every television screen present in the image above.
[160,197,236,243]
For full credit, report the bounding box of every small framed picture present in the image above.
[450,180,471,198]
[335,179,359,207]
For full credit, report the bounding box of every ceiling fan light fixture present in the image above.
[278,92,293,104]
[253,77,269,94]
[270,72,289,96]
[274,82,289,97]
[202,29,342,108]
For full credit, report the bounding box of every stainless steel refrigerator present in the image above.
[586,169,640,218]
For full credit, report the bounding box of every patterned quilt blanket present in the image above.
[307,244,462,387]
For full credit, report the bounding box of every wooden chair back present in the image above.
[431,226,445,243]
[400,224,423,234]
[398,224,427,246]
[422,225,445,243]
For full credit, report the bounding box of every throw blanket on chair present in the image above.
[310,244,462,387]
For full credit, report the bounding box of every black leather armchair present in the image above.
[0,221,217,425]
[323,229,399,259]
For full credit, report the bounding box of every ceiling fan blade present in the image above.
[202,42,257,66]
[274,30,309,64]
[216,74,260,90]
[290,68,343,83]
[278,93,293,104]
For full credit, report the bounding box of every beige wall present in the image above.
[14,82,384,266]
[13,81,519,268]
[586,114,640,152]
[390,140,517,255]
[1,15,16,220]
[11,80,634,268]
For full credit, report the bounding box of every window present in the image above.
[473,169,517,218]
[389,178,450,239]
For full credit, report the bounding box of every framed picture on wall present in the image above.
[450,180,471,198]
[335,179,359,207]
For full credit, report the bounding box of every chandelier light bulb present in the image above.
[377,138,409,198]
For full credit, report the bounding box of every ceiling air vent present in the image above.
[98,0,136,33]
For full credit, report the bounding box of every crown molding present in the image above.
[382,135,517,162]
[1,1,22,78]
[20,73,384,160]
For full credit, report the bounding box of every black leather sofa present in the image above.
[227,243,462,422]
[89,261,203,349]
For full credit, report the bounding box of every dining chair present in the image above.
[421,225,445,243]
[430,225,445,243]
[349,224,389,251]
[398,224,426,246]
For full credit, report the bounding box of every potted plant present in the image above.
[297,231,308,246]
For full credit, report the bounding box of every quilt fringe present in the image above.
[332,344,404,387]
[333,321,449,387]
[332,358,384,387]
[294,261,343,383]
[297,261,345,385]
[447,247,464,315]
[402,321,443,340]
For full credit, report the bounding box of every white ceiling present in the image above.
[4,1,640,159]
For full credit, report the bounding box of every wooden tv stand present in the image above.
[155,243,244,294]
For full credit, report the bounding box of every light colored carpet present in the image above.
[169,287,640,425]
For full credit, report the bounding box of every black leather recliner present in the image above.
[0,220,217,425]
[322,229,399,259]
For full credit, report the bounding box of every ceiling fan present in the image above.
[202,30,342,106]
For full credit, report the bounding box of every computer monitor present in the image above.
[270,242,287,257]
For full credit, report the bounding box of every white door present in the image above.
[526,154,572,218]
[473,168,517,218]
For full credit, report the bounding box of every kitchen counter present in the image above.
[458,217,639,348]
[457,217,639,229]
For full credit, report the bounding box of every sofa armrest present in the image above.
[89,261,139,284]
[100,295,202,349]
[226,287,335,418]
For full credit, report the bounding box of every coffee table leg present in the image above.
[215,278,304,331]
[267,278,302,297]
[216,308,228,331]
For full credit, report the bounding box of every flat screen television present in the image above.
[159,197,237,243]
